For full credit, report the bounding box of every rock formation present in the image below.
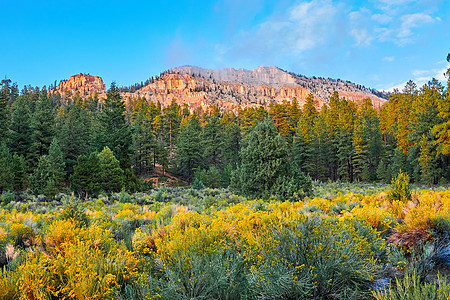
[54,66,389,111]
[123,66,388,111]
[54,73,106,100]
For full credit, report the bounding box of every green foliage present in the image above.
[387,170,412,203]
[191,177,205,190]
[251,216,383,299]
[119,190,132,203]
[132,108,158,174]
[176,116,203,183]
[29,88,55,168]
[96,83,133,169]
[0,80,10,143]
[29,138,66,198]
[98,147,124,194]
[8,95,32,168]
[70,152,103,198]
[123,167,142,193]
[373,271,450,300]
[232,118,311,199]
[159,245,248,299]
[202,116,225,168]
[2,191,14,206]
[377,160,390,183]
[60,196,89,226]
[56,103,92,176]
[0,143,14,192]
[194,166,221,188]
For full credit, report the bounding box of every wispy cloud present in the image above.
[240,0,340,55]
[396,13,436,45]
[384,62,450,91]
[349,9,374,46]
[219,0,440,62]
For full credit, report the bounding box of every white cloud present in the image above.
[382,56,395,62]
[217,0,442,70]
[372,14,392,24]
[349,10,374,46]
[384,62,450,91]
[397,13,434,40]
[267,0,339,53]
[224,0,342,62]
[374,0,417,14]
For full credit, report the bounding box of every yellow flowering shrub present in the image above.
[1,187,449,299]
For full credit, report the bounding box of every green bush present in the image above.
[2,192,14,206]
[60,196,89,227]
[372,271,450,300]
[159,245,249,299]
[250,216,382,299]
[119,190,132,203]
[387,170,412,203]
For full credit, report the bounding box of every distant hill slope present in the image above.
[53,66,389,111]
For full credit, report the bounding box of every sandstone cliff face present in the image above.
[122,66,388,111]
[54,73,106,100]
[54,66,388,112]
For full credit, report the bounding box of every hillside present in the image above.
[53,66,389,111]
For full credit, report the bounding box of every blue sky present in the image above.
[1,0,449,91]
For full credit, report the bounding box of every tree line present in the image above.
[0,64,449,199]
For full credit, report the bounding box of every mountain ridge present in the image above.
[53,66,389,111]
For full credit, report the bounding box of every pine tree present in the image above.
[29,138,66,197]
[418,134,440,184]
[407,79,444,182]
[432,76,450,156]
[232,118,311,199]
[70,152,102,198]
[57,103,92,176]
[98,146,124,194]
[29,87,55,167]
[353,119,368,182]
[0,142,13,192]
[11,153,26,191]
[176,116,203,183]
[223,122,241,167]
[376,160,389,183]
[163,99,182,160]
[269,102,291,137]
[202,116,225,168]
[96,83,133,169]
[47,138,66,188]
[0,80,11,143]
[133,109,157,174]
[8,96,33,168]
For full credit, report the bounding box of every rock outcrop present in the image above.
[54,66,389,112]
[123,66,388,111]
[54,73,106,100]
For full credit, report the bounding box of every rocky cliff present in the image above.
[54,73,106,100]
[123,66,388,111]
[54,67,388,111]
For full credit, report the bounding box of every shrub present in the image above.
[250,216,382,299]
[372,271,450,300]
[191,177,205,190]
[60,196,89,227]
[387,171,412,203]
[159,245,249,299]
[2,192,14,206]
[119,190,132,203]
